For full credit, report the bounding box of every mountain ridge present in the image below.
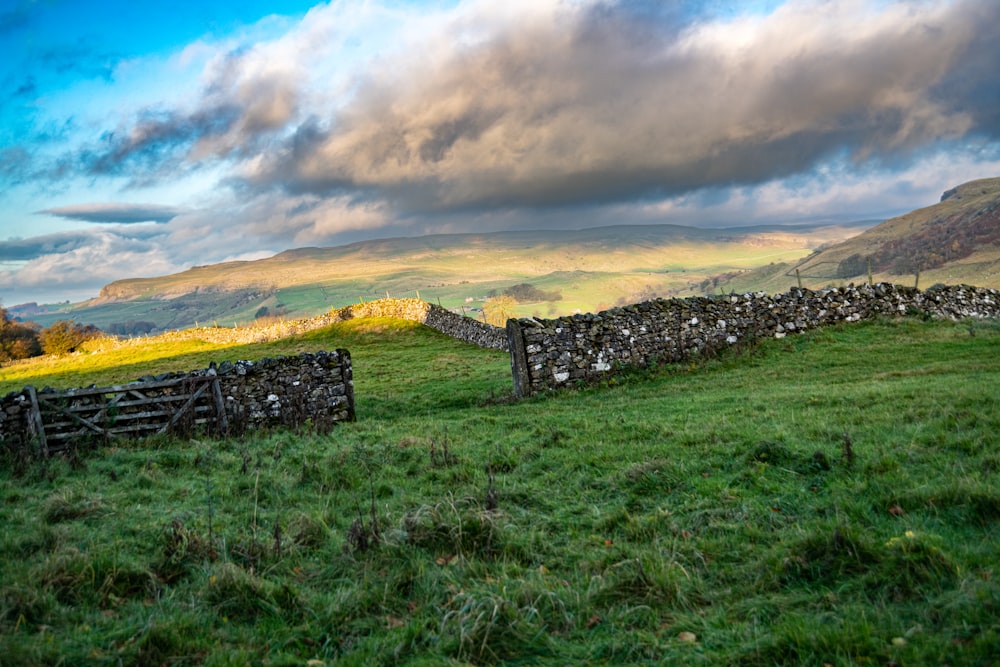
[13,220,869,331]
[14,177,1000,331]
[92,221,871,303]
[716,177,1000,294]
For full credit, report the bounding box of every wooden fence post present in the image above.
[211,378,229,435]
[25,386,48,458]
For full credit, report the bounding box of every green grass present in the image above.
[2,316,999,665]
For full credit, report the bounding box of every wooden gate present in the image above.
[26,375,228,456]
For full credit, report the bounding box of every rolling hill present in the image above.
[14,222,870,331]
[717,177,1000,294]
[16,176,1000,333]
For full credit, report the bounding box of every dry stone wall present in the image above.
[0,393,30,453]
[336,299,508,350]
[210,350,355,430]
[1,350,354,456]
[506,283,1000,397]
[1,297,505,456]
[79,298,507,350]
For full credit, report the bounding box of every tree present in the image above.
[837,254,868,279]
[38,320,101,355]
[108,320,156,336]
[482,295,517,327]
[502,283,562,302]
[0,306,42,361]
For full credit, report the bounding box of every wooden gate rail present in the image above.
[28,375,227,455]
[3,349,354,463]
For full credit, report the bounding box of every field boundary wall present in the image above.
[1,350,354,461]
[98,299,509,350]
[335,299,508,350]
[506,283,1000,397]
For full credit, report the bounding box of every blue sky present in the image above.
[2,0,999,304]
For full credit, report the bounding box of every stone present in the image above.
[505,283,1000,396]
[2,348,357,452]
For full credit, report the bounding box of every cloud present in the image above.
[38,202,183,224]
[73,20,313,181]
[0,146,30,179]
[0,230,179,303]
[37,40,117,81]
[13,0,1000,214]
[0,231,100,262]
[224,0,999,213]
[164,191,393,251]
[0,225,168,260]
[15,77,36,96]
[643,147,1000,226]
[78,105,240,182]
[5,190,388,293]
[5,0,1000,307]
[53,0,1000,212]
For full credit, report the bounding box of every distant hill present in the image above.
[716,177,1000,294]
[22,171,1000,333]
[20,222,870,331]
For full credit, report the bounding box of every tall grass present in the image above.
[1,316,998,665]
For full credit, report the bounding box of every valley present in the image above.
[12,222,872,332]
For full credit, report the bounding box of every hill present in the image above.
[13,222,869,332]
[717,177,1000,293]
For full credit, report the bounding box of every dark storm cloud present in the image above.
[81,105,242,178]
[38,202,183,224]
[21,0,998,229]
[236,0,999,213]
[930,1,1000,138]
[0,229,129,261]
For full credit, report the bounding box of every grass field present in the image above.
[1,316,999,665]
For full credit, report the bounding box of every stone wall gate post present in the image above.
[506,319,530,398]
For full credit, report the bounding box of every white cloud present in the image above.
[645,147,1000,225]
[3,0,1000,304]
[231,0,997,214]
[1,231,180,303]
[38,202,183,223]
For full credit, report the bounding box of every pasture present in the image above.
[1,315,998,665]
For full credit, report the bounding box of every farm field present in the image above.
[1,315,999,665]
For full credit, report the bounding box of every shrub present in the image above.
[38,320,101,355]
[483,296,517,327]
[0,307,41,361]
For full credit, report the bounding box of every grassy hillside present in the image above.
[1,315,998,665]
[18,222,870,331]
[719,178,1000,294]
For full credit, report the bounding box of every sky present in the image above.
[1,0,999,305]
